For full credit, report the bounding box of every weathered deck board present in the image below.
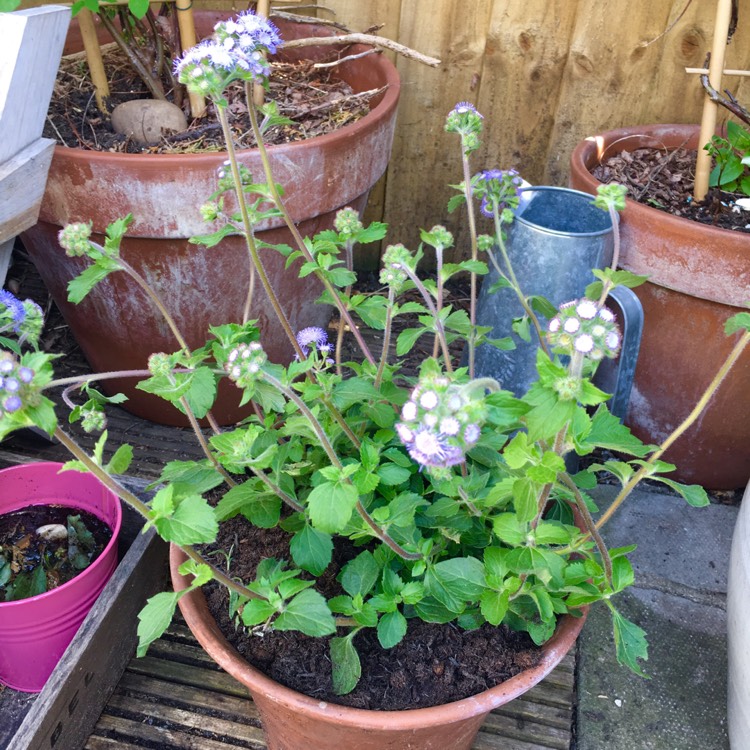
[85,623,575,750]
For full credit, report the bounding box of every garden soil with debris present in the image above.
[593,146,750,233]
[201,516,542,711]
[45,47,376,153]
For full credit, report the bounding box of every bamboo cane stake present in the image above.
[694,0,733,201]
[254,0,271,108]
[77,8,109,112]
[176,0,206,118]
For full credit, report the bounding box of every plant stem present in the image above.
[334,238,355,375]
[400,266,453,373]
[461,152,479,377]
[596,329,750,530]
[492,207,551,357]
[215,105,305,359]
[374,287,396,389]
[245,99,377,366]
[97,12,167,101]
[558,472,613,588]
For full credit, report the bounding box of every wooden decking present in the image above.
[85,619,575,750]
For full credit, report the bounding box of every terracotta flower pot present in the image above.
[22,12,400,426]
[569,124,750,490]
[170,545,586,750]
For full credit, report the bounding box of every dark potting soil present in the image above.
[45,45,377,153]
[593,146,750,233]
[0,505,111,602]
[200,515,542,711]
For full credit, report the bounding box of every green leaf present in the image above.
[307,481,359,534]
[583,406,653,457]
[480,589,509,626]
[340,550,380,597]
[330,635,362,695]
[215,483,281,528]
[523,381,577,441]
[651,478,710,507]
[106,444,133,475]
[396,326,428,356]
[182,367,217,419]
[425,557,485,612]
[492,513,526,545]
[513,477,539,523]
[726,312,750,335]
[154,495,219,545]
[289,525,333,576]
[377,610,408,649]
[189,224,236,248]
[155,460,224,495]
[376,463,411,486]
[137,591,180,657]
[240,599,278,626]
[128,0,151,17]
[274,589,337,636]
[413,596,459,623]
[331,378,381,410]
[610,604,649,677]
[67,257,121,304]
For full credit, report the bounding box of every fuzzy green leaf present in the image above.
[330,635,362,695]
[274,589,337,636]
[340,550,380,597]
[377,610,408,649]
[137,591,181,657]
[154,495,218,545]
[307,481,359,534]
[610,605,650,677]
[289,525,333,576]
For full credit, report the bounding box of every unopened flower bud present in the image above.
[334,207,363,237]
[58,222,92,257]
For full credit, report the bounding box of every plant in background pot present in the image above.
[568,0,750,491]
[16,0,418,426]
[1,13,748,748]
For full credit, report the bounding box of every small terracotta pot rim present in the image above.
[170,544,586,730]
[570,123,741,238]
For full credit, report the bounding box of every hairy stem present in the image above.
[596,329,750,530]
[461,152,479,377]
[245,99,376,365]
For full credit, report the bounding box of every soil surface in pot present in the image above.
[0,505,111,602]
[593,146,750,233]
[200,516,543,711]
[46,46,377,153]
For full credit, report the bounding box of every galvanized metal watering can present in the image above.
[474,185,642,421]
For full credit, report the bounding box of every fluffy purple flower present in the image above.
[3,395,21,413]
[0,290,25,332]
[296,327,329,357]
[451,101,482,118]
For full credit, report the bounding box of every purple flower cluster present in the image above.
[174,11,282,92]
[444,102,484,154]
[0,353,34,416]
[474,169,523,218]
[0,290,25,333]
[395,375,486,470]
[295,327,332,359]
[0,290,43,345]
[547,299,622,361]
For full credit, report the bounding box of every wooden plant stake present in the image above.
[254,0,271,107]
[694,0,733,201]
[176,0,205,118]
[77,7,109,112]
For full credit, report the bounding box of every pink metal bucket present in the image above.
[0,462,122,692]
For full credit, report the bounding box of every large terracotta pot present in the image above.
[728,481,750,747]
[170,545,585,750]
[569,124,750,490]
[22,12,400,426]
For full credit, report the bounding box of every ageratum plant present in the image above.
[2,11,749,696]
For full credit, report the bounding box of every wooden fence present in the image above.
[23,0,750,263]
